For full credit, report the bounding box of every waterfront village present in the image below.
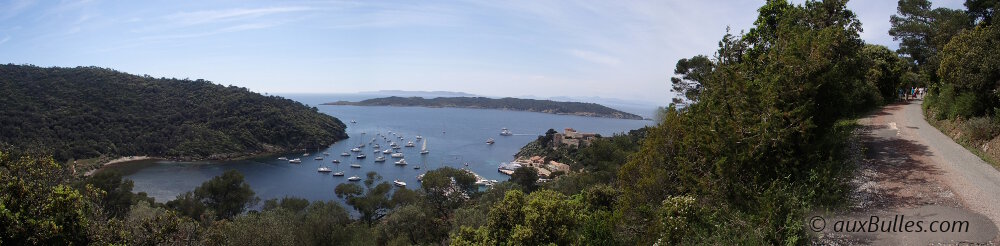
[499,128,598,179]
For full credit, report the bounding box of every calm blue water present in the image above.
[107,104,652,203]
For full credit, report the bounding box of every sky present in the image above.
[0,0,967,106]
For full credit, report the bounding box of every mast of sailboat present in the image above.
[421,139,427,151]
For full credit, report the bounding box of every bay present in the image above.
[107,103,652,203]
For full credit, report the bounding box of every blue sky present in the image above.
[0,0,966,106]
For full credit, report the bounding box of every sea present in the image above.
[103,93,655,203]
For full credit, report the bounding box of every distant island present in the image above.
[324,96,645,120]
[0,64,349,162]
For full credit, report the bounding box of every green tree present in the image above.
[670,55,714,105]
[509,167,539,192]
[84,170,136,218]
[420,167,477,220]
[0,151,96,244]
[936,24,1000,117]
[378,204,443,245]
[889,0,973,81]
[193,170,259,220]
[334,171,393,226]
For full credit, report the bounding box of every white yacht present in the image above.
[420,139,429,155]
[323,152,330,156]
[314,156,324,160]
[356,154,366,159]
[405,141,415,147]
[350,164,361,168]
[303,153,310,157]
[383,149,392,154]
[341,152,350,156]
[332,171,345,176]
[393,180,407,187]
[331,159,340,163]
[415,135,422,140]
[318,167,332,172]
[277,157,288,161]
[486,138,495,144]
[350,148,361,152]
[500,128,513,136]
[348,176,361,181]
[373,144,381,149]
[288,158,302,163]
[374,156,386,162]
[395,159,407,165]
[391,152,404,158]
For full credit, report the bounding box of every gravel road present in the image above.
[821,100,1000,244]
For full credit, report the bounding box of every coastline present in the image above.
[322,104,649,120]
[84,156,157,176]
[81,149,309,177]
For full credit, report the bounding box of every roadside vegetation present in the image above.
[899,0,1000,167]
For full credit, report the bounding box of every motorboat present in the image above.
[348,176,361,181]
[413,166,420,170]
[415,135,422,140]
[332,171,344,176]
[390,142,398,147]
[393,180,407,187]
[350,164,361,168]
[332,159,340,163]
[405,141,415,147]
[350,148,361,152]
[318,167,332,172]
[288,158,302,163]
[303,153,310,156]
[374,156,386,162]
[394,159,407,165]
[314,156,324,160]
[373,144,381,149]
[500,128,512,136]
[323,152,330,156]
[391,153,404,158]
[486,138,495,144]
[277,157,288,161]
[383,149,392,154]
[341,152,350,156]
[350,120,357,124]
[356,154,366,159]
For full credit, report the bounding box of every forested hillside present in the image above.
[0,64,348,161]
[325,96,645,120]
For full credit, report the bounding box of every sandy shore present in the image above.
[83,156,155,176]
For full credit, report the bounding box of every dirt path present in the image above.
[835,100,1000,244]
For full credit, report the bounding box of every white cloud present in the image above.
[0,35,10,46]
[166,6,313,26]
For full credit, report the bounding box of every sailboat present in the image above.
[420,139,429,155]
